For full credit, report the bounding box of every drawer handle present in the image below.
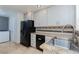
[38,38,42,40]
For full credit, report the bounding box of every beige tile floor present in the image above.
[0,42,42,54]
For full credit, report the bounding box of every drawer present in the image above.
[31,41,36,44]
[31,38,35,41]
[31,34,36,39]
[31,33,36,47]
[31,42,36,48]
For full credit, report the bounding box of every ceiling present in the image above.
[0,5,51,13]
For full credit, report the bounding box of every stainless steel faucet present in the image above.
[62,24,74,33]
[62,24,79,46]
[62,24,75,41]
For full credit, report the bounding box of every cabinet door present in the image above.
[48,7,57,26]
[48,6,75,26]
[31,34,36,47]
[39,9,48,26]
[54,38,70,49]
[0,31,9,43]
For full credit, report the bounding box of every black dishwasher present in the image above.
[36,35,45,51]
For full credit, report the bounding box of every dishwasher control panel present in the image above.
[36,35,45,51]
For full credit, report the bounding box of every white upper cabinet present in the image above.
[33,6,75,27]
[34,9,48,27]
[48,6,59,26]
[48,6,75,26]
[39,9,48,26]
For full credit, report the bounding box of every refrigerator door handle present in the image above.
[38,38,42,40]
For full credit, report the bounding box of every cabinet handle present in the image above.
[38,38,42,40]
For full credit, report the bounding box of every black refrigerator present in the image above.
[20,20,35,47]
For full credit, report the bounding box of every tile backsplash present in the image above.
[36,26,74,33]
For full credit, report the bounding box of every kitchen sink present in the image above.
[46,38,79,53]
[46,37,73,49]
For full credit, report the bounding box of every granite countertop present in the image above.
[32,31,79,54]
[40,43,79,54]
[39,35,79,54]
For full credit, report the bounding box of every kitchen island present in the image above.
[31,31,79,54]
[31,24,79,53]
[40,41,79,54]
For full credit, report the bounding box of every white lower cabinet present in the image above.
[0,31,9,43]
[31,33,53,48]
[45,36,53,42]
[31,33,36,48]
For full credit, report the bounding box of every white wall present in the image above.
[76,5,79,30]
[33,5,76,26]
[34,9,48,27]
[0,9,24,43]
